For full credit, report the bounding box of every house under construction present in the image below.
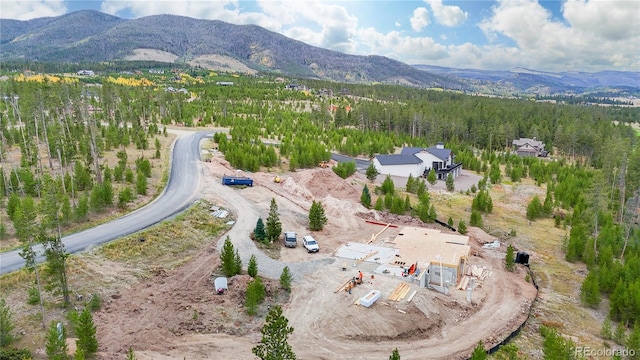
[391,226,471,289]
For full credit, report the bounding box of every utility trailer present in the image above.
[221,176,253,187]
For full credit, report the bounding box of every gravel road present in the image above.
[203,166,335,281]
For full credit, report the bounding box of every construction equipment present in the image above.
[318,161,330,168]
[274,176,282,183]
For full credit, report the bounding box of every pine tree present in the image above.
[627,322,640,358]
[380,175,395,195]
[135,170,147,195]
[280,266,292,291]
[0,298,15,347]
[45,321,68,360]
[220,236,237,277]
[526,195,543,220]
[446,173,455,191]
[470,210,483,227]
[366,162,379,182]
[234,250,242,276]
[360,185,372,208]
[470,341,487,360]
[580,270,601,308]
[248,255,258,278]
[254,217,267,243]
[458,220,468,235]
[447,217,454,227]
[265,198,282,243]
[427,169,437,185]
[601,317,613,340]
[405,174,416,193]
[505,245,516,272]
[73,348,85,360]
[75,308,98,357]
[540,326,574,359]
[614,321,627,344]
[127,347,137,360]
[308,200,328,231]
[252,306,296,360]
[389,348,401,360]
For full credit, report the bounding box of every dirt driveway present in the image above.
[96,153,536,360]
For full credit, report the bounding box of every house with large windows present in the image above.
[373,142,462,180]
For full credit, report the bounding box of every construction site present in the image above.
[91,151,538,360]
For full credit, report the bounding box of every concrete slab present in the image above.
[334,242,398,264]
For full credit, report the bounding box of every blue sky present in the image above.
[2,0,639,72]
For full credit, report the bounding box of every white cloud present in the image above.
[424,0,468,27]
[0,0,66,20]
[410,7,430,32]
[395,21,401,27]
[478,0,640,71]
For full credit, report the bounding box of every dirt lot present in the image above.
[92,147,537,360]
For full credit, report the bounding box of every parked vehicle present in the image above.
[302,235,320,253]
[221,176,253,187]
[284,231,297,248]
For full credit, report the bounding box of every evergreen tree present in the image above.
[627,322,640,359]
[374,197,384,211]
[234,250,242,276]
[73,348,85,360]
[248,255,258,278]
[405,174,416,193]
[280,266,292,292]
[447,217,454,227]
[505,245,516,272]
[43,235,71,306]
[220,236,237,277]
[614,322,627,344]
[389,348,401,360]
[458,220,468,235]
[470,210,483,227]
[526,195,543,220]
[308,200,328,231]
[252,306,296,360]
[446,173,455,192]
[580,270,601,308]
[540,326,575,359]
[427,169,437,185]
[366,162,379,182]
[135,170,147,195]
[360,185,372,208]
[75,308,98,357]
[0,298,15,347]
[380,175,395,195]
[45,321,68,360]
[254,217,267,243]
[127,347,137,360]
[265,198,282,243]
[601,317,613,340]
[470,341,487,360]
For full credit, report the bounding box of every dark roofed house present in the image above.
[373,142,462,180]
[512,138,547,157]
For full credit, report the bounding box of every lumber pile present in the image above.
[367,223,391,244]
[457,275,471,290]
[470,265,493,281]
[388,283,411,302]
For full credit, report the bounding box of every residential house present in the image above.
[512,137,547,157]
[373,142,462,180]
[77,70,95,76]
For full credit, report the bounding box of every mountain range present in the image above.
[1,10,637,96]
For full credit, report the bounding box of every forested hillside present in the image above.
[0,70,639,355]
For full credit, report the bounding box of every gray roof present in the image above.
[376,154,422,165]
[513,138,544,148]
[400,146,451,161]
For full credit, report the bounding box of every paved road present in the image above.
[0,131,211,275]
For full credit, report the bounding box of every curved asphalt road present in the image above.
[0,131,211,275]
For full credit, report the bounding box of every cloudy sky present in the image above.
[2,0,639,72]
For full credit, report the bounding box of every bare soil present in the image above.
[92,150,537,360]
